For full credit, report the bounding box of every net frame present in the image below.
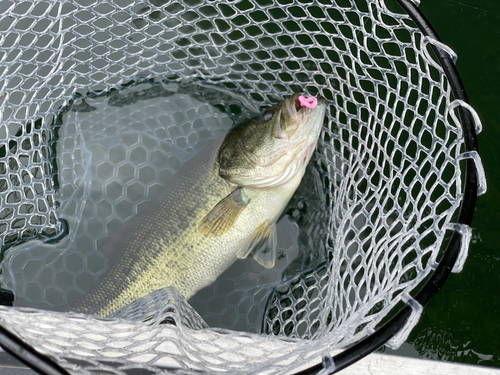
[0,0,486,374]
[299,0,484,372]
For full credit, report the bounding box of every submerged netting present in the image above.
[0,0,485,374]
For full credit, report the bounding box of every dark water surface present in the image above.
[386,0,500,367]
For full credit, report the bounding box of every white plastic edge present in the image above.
[386,294,423,350]
[457,151,488,196]
[445,223,472,273]
[447,99,483,134]
[317,351,336,375]
[422,36,458,65]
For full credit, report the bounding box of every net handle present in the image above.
[295,0,481,373]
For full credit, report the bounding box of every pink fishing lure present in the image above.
[298,95,318,109]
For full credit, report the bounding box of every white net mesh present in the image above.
[0,305,318,374]
[0,0,484,373]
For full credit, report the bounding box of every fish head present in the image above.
[218,93,326,188]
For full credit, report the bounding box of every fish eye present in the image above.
[261,110,274,122]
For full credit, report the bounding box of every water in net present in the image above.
[0,79,330,335]
[0,3,475,370]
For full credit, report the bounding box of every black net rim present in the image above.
[0,0,480,374]
[296,0,480,373]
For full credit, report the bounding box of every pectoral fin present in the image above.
[198,188,249,237]
[236,220,277,269]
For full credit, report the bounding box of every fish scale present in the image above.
[66,94,326,317]
[67,138,233,316]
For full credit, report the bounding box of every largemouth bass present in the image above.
[67,93,326,317]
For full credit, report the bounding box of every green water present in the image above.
[386,0,500,367]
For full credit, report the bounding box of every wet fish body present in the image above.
[67,93,326,317]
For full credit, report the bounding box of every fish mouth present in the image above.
[288,93,326,119]
[294,95,302,112]
[282,93,326,168]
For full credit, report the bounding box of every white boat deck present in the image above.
[339,353,500,375]
[0,349,499,374]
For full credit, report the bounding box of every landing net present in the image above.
[0,0,485,373]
